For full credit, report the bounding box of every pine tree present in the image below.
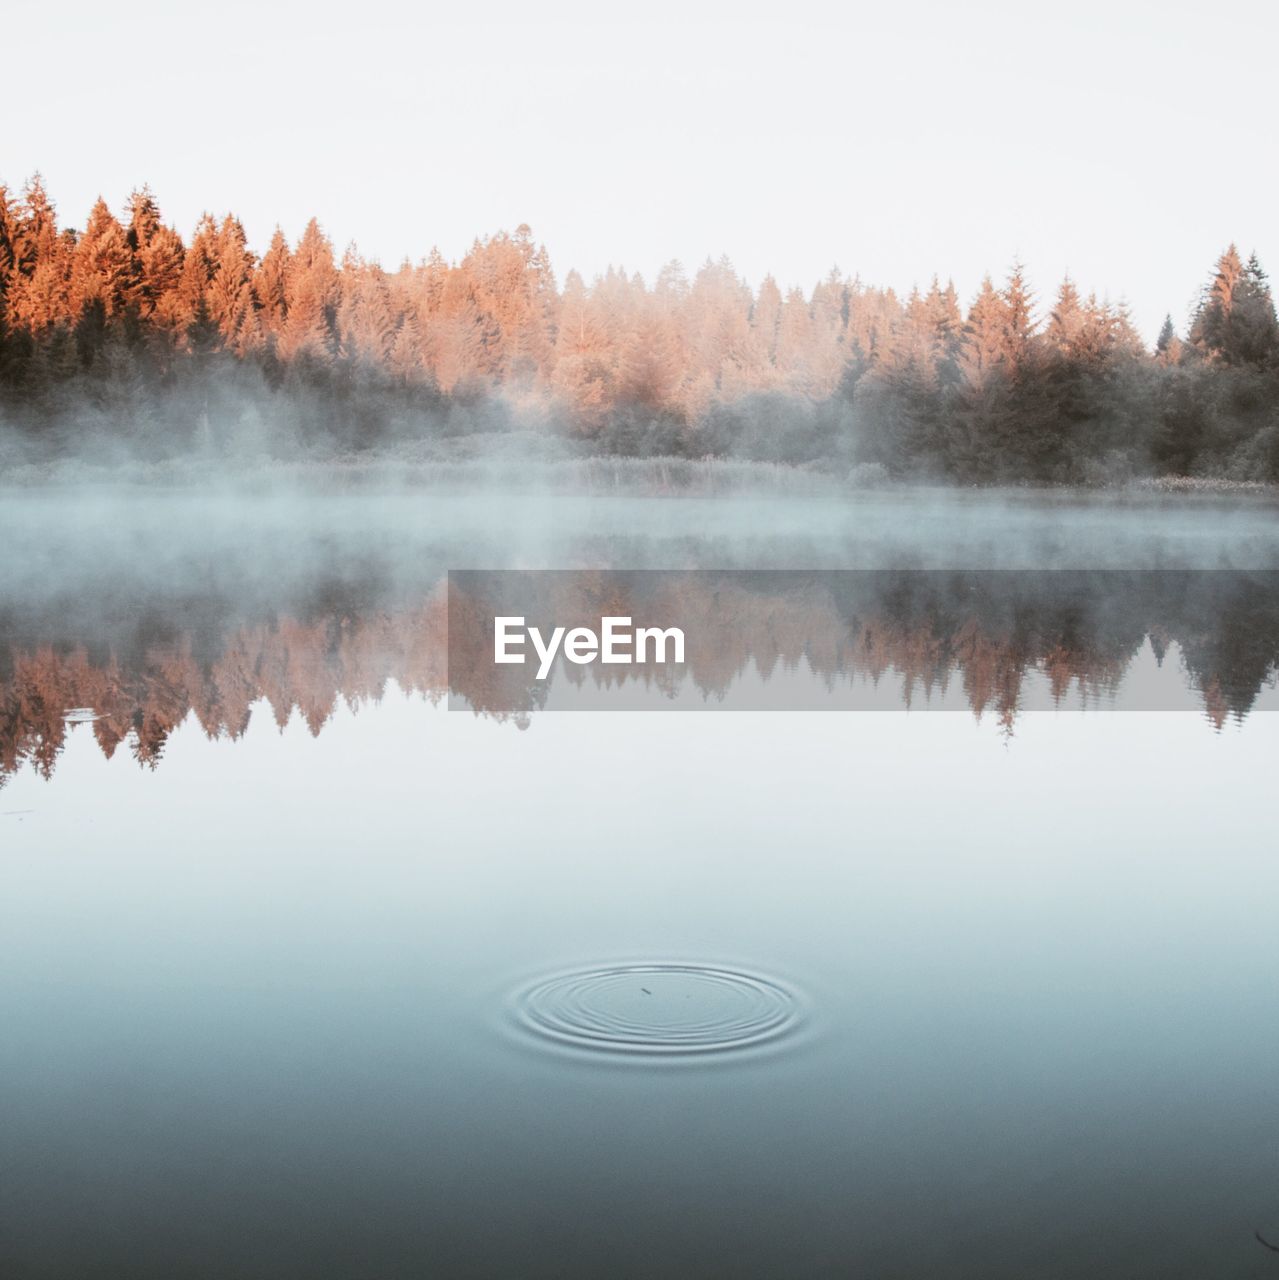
[388,314,424,383]
[617,300,680,411]
[127,187,184,333]
[958,277,1011,386]
[278,218,338,364]
[921,276,962,370]
[174,214,220,353]
[0,186,13,340]
[750,275,782,372]
[69,197,134,320]
[126,187,162,249]
[1105,300,1144,358]
[253,227,291,341]
[5,174,69,336]
[1231,253,1279,365]
[807,269,851,395]
[420,246,449,315]
[8,175,58,281]
[551,269,615,423]
[528,242,560,374]
[426,259,491,393]
[1046,278,1084,354]
[206,216,257,352]
[1187,244,1274,364]
[336,247,397,366]
[775,286,815,392]
[1002,261,1036,367]
[1155,313,1181,364]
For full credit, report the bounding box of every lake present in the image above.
[2,487,1278,1279]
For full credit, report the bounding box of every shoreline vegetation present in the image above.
[2,175,1279,488]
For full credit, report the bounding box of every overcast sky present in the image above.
[8,0,1272,341]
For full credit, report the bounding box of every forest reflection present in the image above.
[2,570,1277,784]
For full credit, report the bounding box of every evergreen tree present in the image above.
[1232,253,1279,365]
[126,187,184,333]
[958,277,1011,386]
[278,218,338,364]
[1046,278,1084,354]
[1154,313,1181,364]
[206,216,257,352]
[388,314,424,383]
[5,174,68,337]
[1187,245,1277,365]
[253,227,291,341]
[750,275,782,370]
[69,198,133,320]
[8,174,58,282]
[336,247,397,366]
[175,214,220,353]
[0,186,12,342]
[921,276,962,371]
[1002,261,1036,366]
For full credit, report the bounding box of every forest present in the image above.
[2,174,1278,485]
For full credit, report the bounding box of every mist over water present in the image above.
[4,481,1279,1279]
[6,480,1279,598]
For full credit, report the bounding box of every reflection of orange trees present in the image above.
[0,596,448,787]
[2,573,1276,784]
[583,577,1143,728]
[410,573,1279,729]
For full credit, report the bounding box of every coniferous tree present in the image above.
[1190,245,1243,357]
[1155,314,1181,365]
[1231,254,1279,366]
[388,314,425,383]
[958,277,1011,387]
[68,198,134,361]
[278,219,338,365]
[5,175,68,339]
[206,216,257,353]
[0,185,13,340]
[337,247,397,366]
[1002,262,1036,368]
[174,215,220,353]
[921,277,962,374]
[1046,278,1085,355]
[750,275,782,373]
[551,269,614,424]
[253,227,291,343]
[126,187,184,335]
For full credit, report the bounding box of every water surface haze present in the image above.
[2,483,1279,1279]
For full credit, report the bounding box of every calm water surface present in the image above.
[2,489,1278,1279]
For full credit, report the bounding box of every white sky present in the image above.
[7,0,1273,341]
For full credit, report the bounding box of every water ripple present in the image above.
[509,963,806,1060]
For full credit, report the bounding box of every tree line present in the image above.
[2,174,1277,483]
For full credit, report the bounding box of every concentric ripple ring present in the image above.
[510,963,804,1058]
